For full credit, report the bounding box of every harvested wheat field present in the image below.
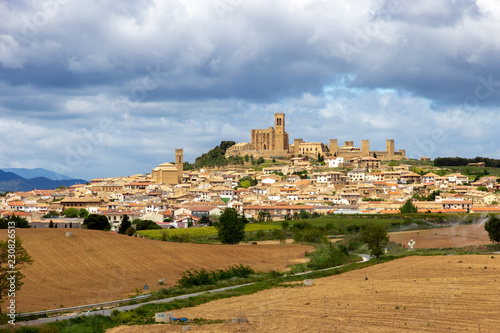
[109,255,500,332]
[390,223,491,249]
[1,228,313,313]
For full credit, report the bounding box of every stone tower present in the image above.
[175,148,183,183]
[361,140,370,156]
[274,113,286,150]
[386,140,394,158]
[329,139,338,156]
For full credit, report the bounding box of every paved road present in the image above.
[19,283,256,326]
[293,253,370,276]
[19,254,371,326]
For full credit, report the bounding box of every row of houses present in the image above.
[2,158,500,229]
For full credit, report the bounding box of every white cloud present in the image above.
[0,0,500,178]
[0,34,24,68]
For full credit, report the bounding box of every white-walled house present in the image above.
[325,157,344,168]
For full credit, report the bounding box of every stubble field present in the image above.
[109,255,500,332]
[390,223,491,249]
[2,229,313,313]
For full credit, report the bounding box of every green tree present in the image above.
[426,190,441,201]
[78,208,89,218]
[125,226,135,236]
[220,140,236,152]
[135,219,161,230]
[0,238,33,314]
[477,186,488,192]
[299,210,311,219]
[399,199,418,213]
[62,208,79,218]
[83,214,110,230]
[0,215,31,229]
[281,221,290,230]
[360,225,389,259]
[216,208,246,244]
[240,180,251,188]
[272,229,286,244]
[199,215,211,225]
[42,210,59,218]
[484,215,500,247]
[256,157,265,164]
[239,176,257,188]
[118,214,131,234]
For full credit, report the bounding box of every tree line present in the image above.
[434,156,500,168]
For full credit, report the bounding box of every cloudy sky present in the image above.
[1,0,500,180]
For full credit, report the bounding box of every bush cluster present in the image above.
[177,264,255,288]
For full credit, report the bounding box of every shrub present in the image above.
[135,219,160,230]
[177,264,255,288]
[272,229,286,243]
[302,228,327,243]
[125,226,135,236]
[256,230,265,240]
[346,224,360,234]
[62,208,79,218]
[308,244,353,270]
[281,221,290,230]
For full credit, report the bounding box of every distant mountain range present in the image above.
[0,168,87,192]
[1,168,75,181]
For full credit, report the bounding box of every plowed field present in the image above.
[390,223,491,249]
[108,255,500,332]
[2,229,313,313]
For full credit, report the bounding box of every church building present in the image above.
[151,149,184,185]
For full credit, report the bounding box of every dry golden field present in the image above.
[390,223,491,249]
[109,255,500,332]
[1,228,313,313]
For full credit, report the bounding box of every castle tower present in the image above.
[386,140,394,158]
[294,138,304,155]
[274,113,285,151]
[361,140,370,156]
[329,139,338,156]
[175,148,183,183]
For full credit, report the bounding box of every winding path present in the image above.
[17,254,371,326]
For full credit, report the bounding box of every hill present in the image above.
[5,229,313,312]
[0,169,86,192]
[1,167,74,180]
[184,141,241,170]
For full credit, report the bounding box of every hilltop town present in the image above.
[1,113,499,229]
